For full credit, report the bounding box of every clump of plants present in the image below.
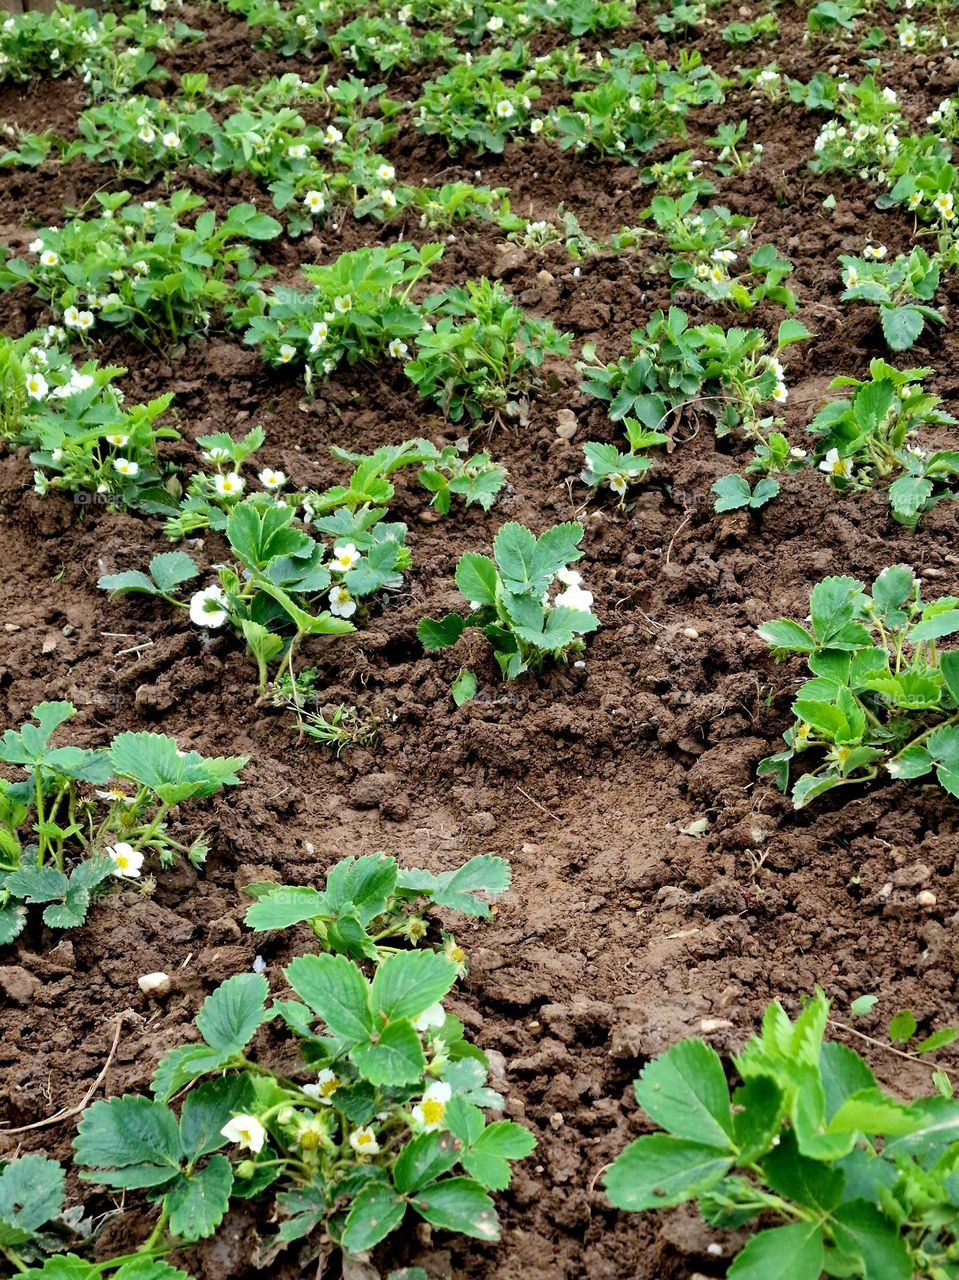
[606,989,959,1280]
[237,242,442,381]
[73,892,534,1267]
[405,279,572,424]
[809,360,959,527]
[0,331,179,507]
[578,309,809,501]
[0,702,247,943]
[419,521,600,684]
[1,191,281,346]
[839,245,944,352]
[244,850,509,960]
[759,564,959,807]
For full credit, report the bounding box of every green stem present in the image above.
[34,767,46,867]
[1,1246,28,1275]
[142,1209,169,1253]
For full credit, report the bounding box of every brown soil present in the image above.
[2,5,959,1280]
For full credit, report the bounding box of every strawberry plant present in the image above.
[552,60,724,161]
[839,247,945,351]
[0,191,281,346]
[578,308,807,444]
[74,957,535,1264]
[0,702,247,943]
[759,565,959,807]
[243,850,509,960]
[99,497,410,702]
[405,279,572,424]
[0,4,200,98]
[808,360,959,527]
[415,47,550,154]
[0,1153,197,1279]
[237,242,442,381]
[327,14,454,71]
[418,521,600,682]
[646,194,798,311]
[607,989,959,1280]
[2,335,180,507]
[328,438,507,514]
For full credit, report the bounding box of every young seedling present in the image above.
[419,521,600,683]
[759,565,959,807]
[0,703,247,942]
[606,989,959,1280]
[243,850,509,960]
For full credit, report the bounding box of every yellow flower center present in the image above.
[320,1076,339,1097]
[421,1098,445,1125]
[356,1132,373,1147]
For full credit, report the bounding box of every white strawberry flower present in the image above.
[259,467,286,489]
[189,584,229,628]
[412,1002,446,1032]
[77,311,95,332]
[556,567,582,587]
[303,189,325,213]
[107,842,144,878]
[113,456,139,478]
[819,448,853,479]
[333,295,352,314]
[138,125,156,143]
[329,585,357,618]
[376,163,395,182]
[26,372,48,400]
[309,321,329,350]
[29,238,44,253]
[302,1068,340,1104]
[221,1114,266,1153]
[105,434,128,447]
[388,338,408,358]
[555,584,594,612]
[380,189,397,208]
[214,472,245,497]
[39,250,59,268]
[411,1082,452,1133]
[324,125,343,145]
[331,542,360,571]
[495,99,514,119]
[278,343,297,363]
[349,1126,380,1155]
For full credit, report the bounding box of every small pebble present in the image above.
[683,627,699,639]
[138,971,171,998]
[917,890,938,908]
